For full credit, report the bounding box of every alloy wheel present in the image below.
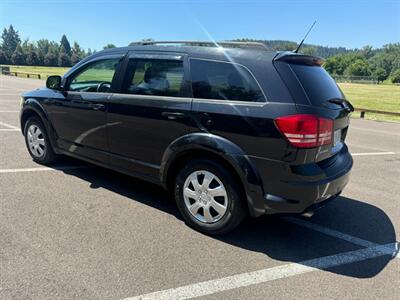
[183,170,228,223]
[27,124,46,158]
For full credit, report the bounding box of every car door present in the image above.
[107,52,193,180]
[46,54,124,162]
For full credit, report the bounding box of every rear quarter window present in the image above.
[290,64,344,106]
[190,59,265,102]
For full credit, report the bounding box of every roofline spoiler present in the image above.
[273,52,325,66]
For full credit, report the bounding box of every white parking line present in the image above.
[350,126,400,136]
[0,166,90,174]
[0,121,19,130]
[283,217,377,247]
[0,128,19,132]
[284,217,399,260]
[352,152,397,156]
[0,110,19,112]
[123,243,398,300]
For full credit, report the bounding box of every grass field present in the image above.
[0,64,69,78]
[1,65,399,122]
[338,83,400,122]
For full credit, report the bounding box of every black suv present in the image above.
[20,41,353,234]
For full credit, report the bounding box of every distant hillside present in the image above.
[233,38,353,58]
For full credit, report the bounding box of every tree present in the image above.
[36,39,51,65]
[0,50,7,64]
[60,34,71,55]
[20,39,30,63]
[58,49,71,67]
[70,41,85,65]
[103,43,116,49]
[0,25,21,62]
[390,69,400,83]
[373,67,388,83]
[11,44,24,65]
[302,46,317,56]
[44,51,57,66]
[26,44,39,65]
[344,59,371,76]
[361,45,374,59]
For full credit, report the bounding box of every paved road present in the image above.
[0,75,399,299]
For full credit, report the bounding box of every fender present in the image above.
[160,132,266,217]
[20,99,59,153]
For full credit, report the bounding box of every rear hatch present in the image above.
[273,53,353,163]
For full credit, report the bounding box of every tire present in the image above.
[24,117,57,164]
[175,159,246,235]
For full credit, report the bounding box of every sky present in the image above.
[1,0,399,51]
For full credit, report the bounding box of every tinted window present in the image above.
[122,59,184,97]
[290,64,344,106]
[190,59,264,102]
[68,59,119,92]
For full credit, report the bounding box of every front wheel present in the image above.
[175,159,245,235]
[24,117,57,164]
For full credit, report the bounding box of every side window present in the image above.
[121,59,184,97]
[68,58,119,93]
[190,59,265,102]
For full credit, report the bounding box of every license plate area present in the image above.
[333,129,341,146]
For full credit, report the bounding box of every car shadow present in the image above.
[59,158,398,279]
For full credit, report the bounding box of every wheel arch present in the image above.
[20,100,58,150]
[161,133,266,217]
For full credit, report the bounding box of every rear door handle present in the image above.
[90,103,105,111]
[201,113,213,129]
[162,112,185,120]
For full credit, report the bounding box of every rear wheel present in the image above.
[175,159,245,235]
[24,117,57,164]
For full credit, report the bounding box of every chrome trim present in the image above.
[110,93,192,102]
[128,53,183,60]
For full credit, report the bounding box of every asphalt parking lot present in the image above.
[0,75,399,299]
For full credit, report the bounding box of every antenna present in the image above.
[293,21,317,53]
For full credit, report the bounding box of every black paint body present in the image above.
[20,45,353,217]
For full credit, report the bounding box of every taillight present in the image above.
[274,114,333,148]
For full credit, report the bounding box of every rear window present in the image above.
[290,64,344,106]
[190,59,265,102]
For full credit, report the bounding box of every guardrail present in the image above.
[354,108,400,118]
[2,70,43,79]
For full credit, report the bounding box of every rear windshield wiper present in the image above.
[328,98,354,112]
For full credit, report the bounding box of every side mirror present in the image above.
[46,75,62,90]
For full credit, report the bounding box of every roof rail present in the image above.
[130,40,268,50]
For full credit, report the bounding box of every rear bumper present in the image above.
[263,169,350,214]
[249,146,353,215]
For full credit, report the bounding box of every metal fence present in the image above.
[332,75,379,84]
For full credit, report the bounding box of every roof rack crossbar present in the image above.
[130,40,268,50]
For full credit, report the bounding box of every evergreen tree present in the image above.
[1,25,21,61]
[70,41,85,64]
[11,44,24,65]
[36,39,51,65]
[44,48,58,66]
[26,44,39,65]
[0,50,7,64]
[60,34,71,55]
[58,49,71,67]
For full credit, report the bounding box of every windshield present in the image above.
[290,63,345,107]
